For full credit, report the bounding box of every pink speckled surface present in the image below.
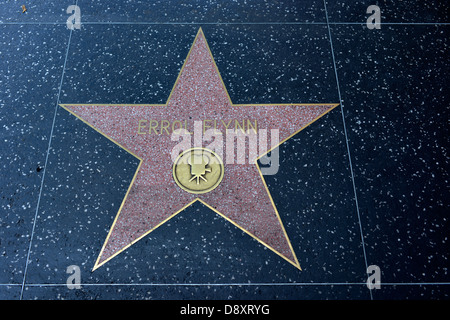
[65,30,335,268]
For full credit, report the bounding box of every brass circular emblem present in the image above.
[173,147,224,194]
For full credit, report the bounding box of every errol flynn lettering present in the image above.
[137,119,258,135]
[60,28,338,270]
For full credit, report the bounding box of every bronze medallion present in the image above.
[173,147,224,194]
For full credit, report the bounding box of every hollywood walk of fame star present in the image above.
[60,28,338,271]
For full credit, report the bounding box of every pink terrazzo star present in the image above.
[61,28,338,270]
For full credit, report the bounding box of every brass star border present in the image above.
[60,28,339,271]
